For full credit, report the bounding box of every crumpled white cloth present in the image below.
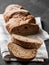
[0,14,49,62]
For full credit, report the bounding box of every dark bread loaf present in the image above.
[3,4,40,36]
[12,34,43,49]
[6,15,38,35]
[8,42,37,61]
[3,4,42,61]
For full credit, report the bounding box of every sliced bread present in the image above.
[8,42,37,61]
[12,34,43,49]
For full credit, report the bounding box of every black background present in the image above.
[0,0,49,65]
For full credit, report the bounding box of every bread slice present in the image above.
[6,18,39,36]
[12,34,43,49]
[8,42,37,61]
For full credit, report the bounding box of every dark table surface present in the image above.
[0,0,49,65]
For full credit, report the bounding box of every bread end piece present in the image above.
[8,42,37,61]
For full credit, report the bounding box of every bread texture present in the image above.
[8,42,37,61]
[11,34,43,49]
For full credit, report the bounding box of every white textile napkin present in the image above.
[0,14,49,62]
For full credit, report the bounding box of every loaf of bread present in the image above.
[3,4,40,36]
[11,34,43,49]
[6,17,39,35]
[3,4,43,61]
[8,42,37,61]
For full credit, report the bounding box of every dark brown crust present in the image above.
[8,42,37,61]
[11,34,42,49]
